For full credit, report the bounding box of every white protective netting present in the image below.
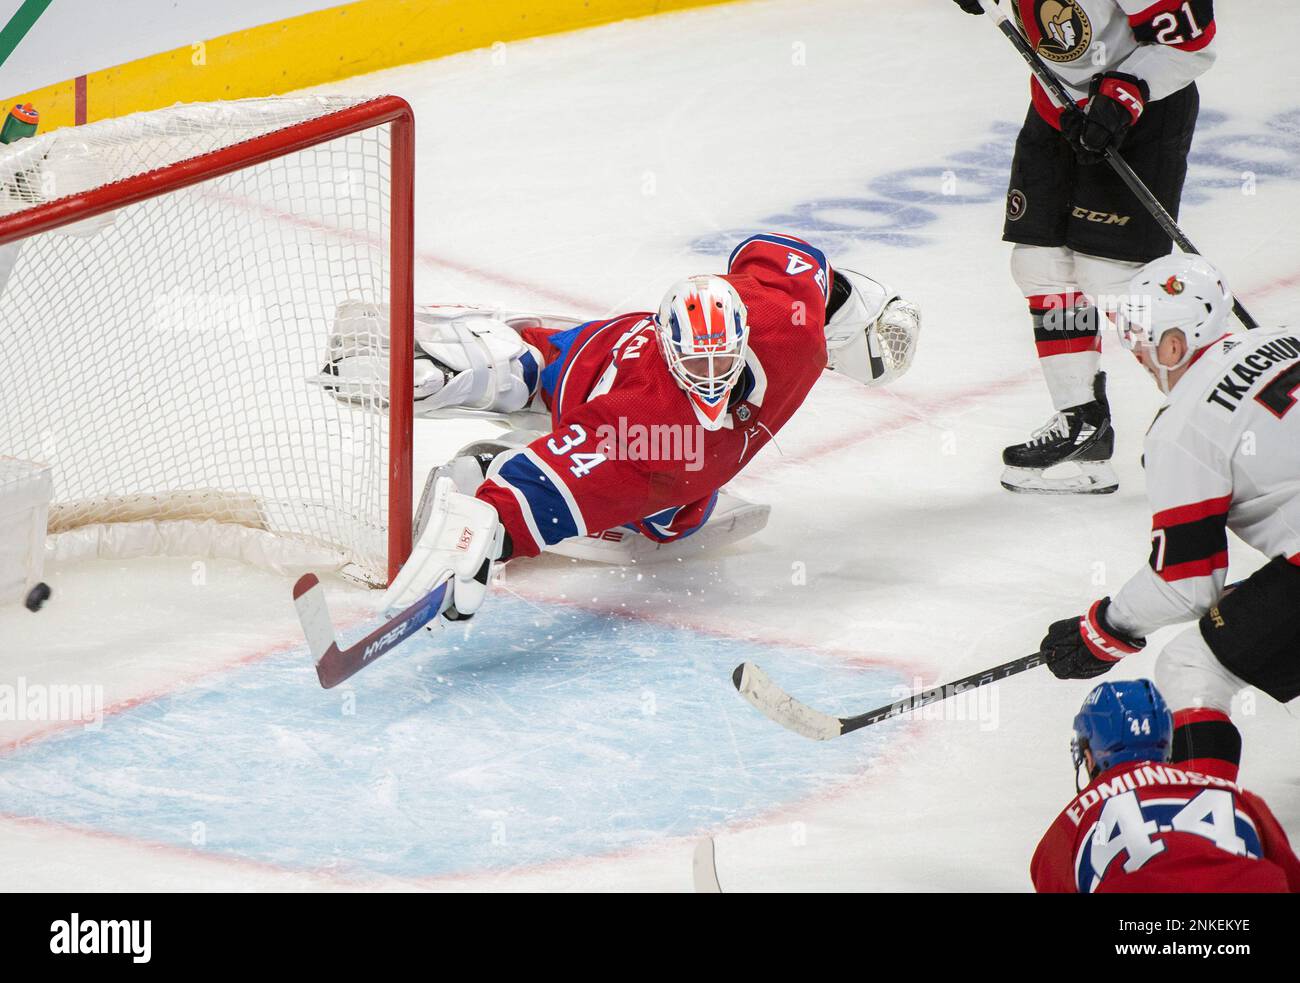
[0,96,405,587]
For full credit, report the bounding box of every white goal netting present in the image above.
[0,96,411,587]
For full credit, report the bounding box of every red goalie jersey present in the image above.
[474,234,831,558]
[1031,759,1300,893]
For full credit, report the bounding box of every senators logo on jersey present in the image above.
[1014,0,1093,63]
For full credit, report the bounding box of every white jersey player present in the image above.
[1035,253,1300,782]
[952,0,1219,494]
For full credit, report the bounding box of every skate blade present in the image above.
[1000,462,1118,495]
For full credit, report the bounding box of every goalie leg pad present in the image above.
[413,308,541,415]
[414,433,538,542]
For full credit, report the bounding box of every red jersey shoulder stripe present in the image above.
[1152,494,1232,529]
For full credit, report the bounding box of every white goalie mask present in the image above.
[1116,254,1233,394]
[655,275,750,430]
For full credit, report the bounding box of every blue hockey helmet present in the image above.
[1071,679,1173,780]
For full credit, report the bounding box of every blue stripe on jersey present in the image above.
[632,491,719,543]
[739,369,756,402]
[497,453,580,545]
[519,349,539,397]
[728,233,830,284]
[539,321,595,403]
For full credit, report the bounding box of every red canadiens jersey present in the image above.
[1011,0,1217,128]
[1031,760,1300,893]
[475,233,831,559]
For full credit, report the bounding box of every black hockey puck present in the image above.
[24,582,51,612]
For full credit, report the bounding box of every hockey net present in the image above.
[0,95,414,587]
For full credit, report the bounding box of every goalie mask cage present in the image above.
[0,95,415,588]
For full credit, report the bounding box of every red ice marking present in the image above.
[501,581,929,678]
[0,635,297,758]
[772,367,1044,471]
[401,709,935,890]
[0,809,370,888]
[0,609,373,759]
[200,187,608,314]
[1236,268,1300,309]
[0,705,927,891]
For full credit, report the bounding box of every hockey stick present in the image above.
[731,652,1046,741]
[692,837,724,893]
[292,572,453,689]
[977,0,1259,331]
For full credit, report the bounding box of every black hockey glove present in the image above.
[1040,598,1146,680]
[1060,72,1149,165]
[952,0,984,13]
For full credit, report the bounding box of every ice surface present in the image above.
[1,0,1297,891]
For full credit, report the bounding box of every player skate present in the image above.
[951,0,1220,495]
[1000,371,1117,494]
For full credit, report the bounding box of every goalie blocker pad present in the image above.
[381,475,503,618]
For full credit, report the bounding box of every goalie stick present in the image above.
[976,0,1259,331]
[731,652,1046,741]
[292,572,453,689]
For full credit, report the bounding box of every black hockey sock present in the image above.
[1031,299,1102,360]
[1170,709,1242,781]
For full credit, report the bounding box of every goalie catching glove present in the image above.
[378,476,508,621]
[823,269,920,386]
[1039,597,1146,680]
